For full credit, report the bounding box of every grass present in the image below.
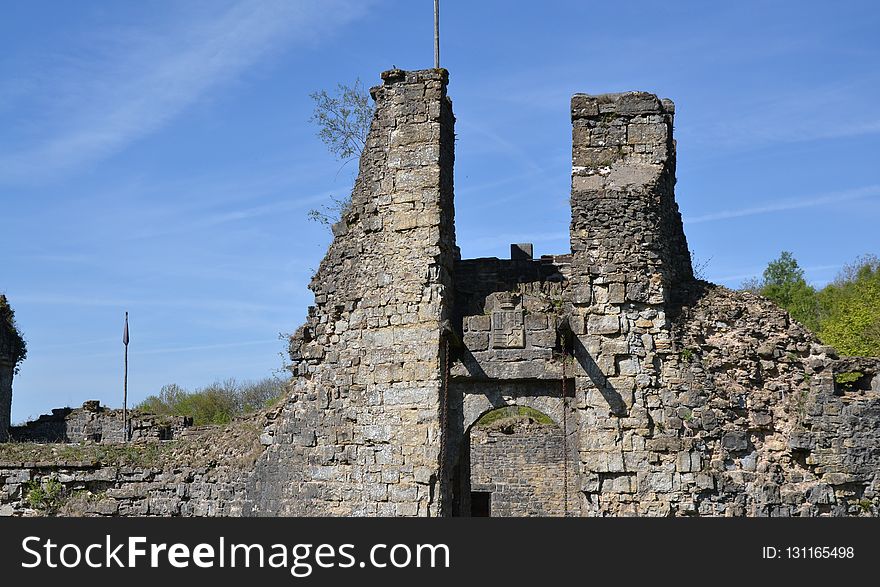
[474,406,555,428]
[0,417,266,470]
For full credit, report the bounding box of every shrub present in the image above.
[25,478,64,512]
[136,377,285,426]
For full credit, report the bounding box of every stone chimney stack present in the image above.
[566,92,693,426]
[569,92,692,307]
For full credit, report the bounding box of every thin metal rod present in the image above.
[123,311,128,443]
[562,351,569,517]
[434,0,440,68]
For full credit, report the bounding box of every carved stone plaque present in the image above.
[491,293,525,349]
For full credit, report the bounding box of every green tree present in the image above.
[309,79,372,162]
[745,252,880,357]
[817,256,880,356]
[749,251,820,331]
[307,79,373,228]
[0,294,27,374]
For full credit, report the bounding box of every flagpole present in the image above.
[434,0,440,68]
[123,311,129,443]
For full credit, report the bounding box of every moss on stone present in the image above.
[474,406,555,428]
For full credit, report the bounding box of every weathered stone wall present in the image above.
[469,420,567,517]
[0,414,266,517]
[244,68,457,516]
[9,401,192,443]
[658,284,880,516]
[453,254,571,381]
[562,93,693,515]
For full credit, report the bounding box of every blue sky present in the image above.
[2,0,878,422]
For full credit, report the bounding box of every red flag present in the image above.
[123,312,129,346]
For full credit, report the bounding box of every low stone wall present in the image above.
[9,401,192,443]
[470,420,567,517]
[0,413,267,517]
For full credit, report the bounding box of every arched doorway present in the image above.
[454,404,569,517]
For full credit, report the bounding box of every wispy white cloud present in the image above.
[684,78,880,149]
[0,0,370,185]
[129,339,279,357]
[457,120,546,174]
[684,184,880,224]
[11,293,290,314]
[74,339,282,360]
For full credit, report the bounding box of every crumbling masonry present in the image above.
[2,69,880,517]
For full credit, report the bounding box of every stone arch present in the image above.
[450,387,577,517]
[461,387,566,434]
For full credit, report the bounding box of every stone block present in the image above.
[571,95,599,118]
[463,331,489,351]
[616,92,663,115]
[608,283,626,304]
[627,123,667,145]
[616,357,640,376]
[588,315,620,335]
[524,314,548,331]
[642,471,674,492]
[721,431,749,452]
[528,329,556,348]
[788,431,815,451]
[676,451,701,473]
[468,315,491,331]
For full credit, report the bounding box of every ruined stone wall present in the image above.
[560,92,880,516]
[8,401,192,443]
[658,284,880,516]
[0,413,266,517]
[470,421,567,517]
[244,69,457,516]
[570,92,692,303]
[453,254,570,381]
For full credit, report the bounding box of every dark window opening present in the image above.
[471,491,491,517]
[158,425,172,440]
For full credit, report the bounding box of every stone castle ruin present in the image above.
[2,69,879,517]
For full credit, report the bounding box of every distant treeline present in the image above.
[136,377,285,426]
[743,252,880,357]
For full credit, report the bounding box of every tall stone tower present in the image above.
[0,295,24,442]
[248,69,457,516]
